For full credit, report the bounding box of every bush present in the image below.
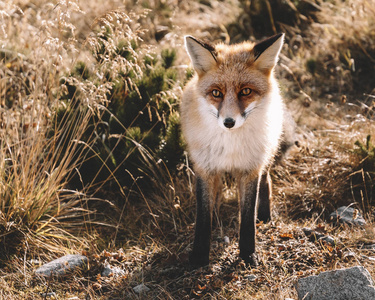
[0,0,100,257]
[57,21,185,193]
[352,135,375,213]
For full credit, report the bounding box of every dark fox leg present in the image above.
[257,170,272,223]
[190,175,214,267]
[238,174,260,266]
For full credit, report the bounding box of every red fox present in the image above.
[180,33,295,267]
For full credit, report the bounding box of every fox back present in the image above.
[181,34,285,176]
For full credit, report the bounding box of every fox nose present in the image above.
[223,118,235,129]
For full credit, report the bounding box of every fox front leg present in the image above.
[239,175,260,266]
[257,170,272,223]
[190,176,213,267]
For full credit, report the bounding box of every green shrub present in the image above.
[57,26,185,193]
[352,135,375,213]
[354,135,375,173]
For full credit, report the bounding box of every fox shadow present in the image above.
[111,202,251,299]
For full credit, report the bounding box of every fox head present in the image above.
[184,34,284,130]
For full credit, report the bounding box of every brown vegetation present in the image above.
[1,0,375,299]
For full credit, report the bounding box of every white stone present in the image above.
[133,283,150,294]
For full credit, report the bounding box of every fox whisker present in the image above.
[244,105,258,118]
[209,110,218,118]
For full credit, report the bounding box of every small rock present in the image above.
[296,266,375,300]
[224,236,230,244]
[302,227,313,237]
[362,244,375,250]
[329,206,366,226]
[101,265,125,277]
[311,232,325,241]
[302,227,334,245]
[40,292,56,298]
[245,274,257,282]
[302,227,324,240]
[133,283,150,294]
[344,251,356,259]
[320,235,335,245]
[29,259,41,265]
[35,254,88,278]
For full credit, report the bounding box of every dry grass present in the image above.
[0,0,375,299]
[0,0,149,258]
[279,0,375,101]
[1,0,93,258]
[273,103,374,218]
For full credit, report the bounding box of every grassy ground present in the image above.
[1,0,375,299]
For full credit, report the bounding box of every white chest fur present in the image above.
[185,91,283,174]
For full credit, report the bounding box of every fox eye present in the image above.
[240,88,252,96]
[212,89,223,98]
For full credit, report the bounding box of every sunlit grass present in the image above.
[0,0,375,299]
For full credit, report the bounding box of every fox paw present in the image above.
[257,213,271,224]
[240,252,258,267]
[189,252,209,268]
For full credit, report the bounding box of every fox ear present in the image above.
[253,33,284,73]
[185,36,217,75]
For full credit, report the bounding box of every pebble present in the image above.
[35,254,88,278]
[362,244,375,250]
[320,235,335,245]
[29,259,41,265]
[40,292,56,298]
[344,251,356,258]
[101,265,125,277]
[329,206,366,226]
[302,227,335,245]
[133,283,150,294]
[245,274,257,282]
